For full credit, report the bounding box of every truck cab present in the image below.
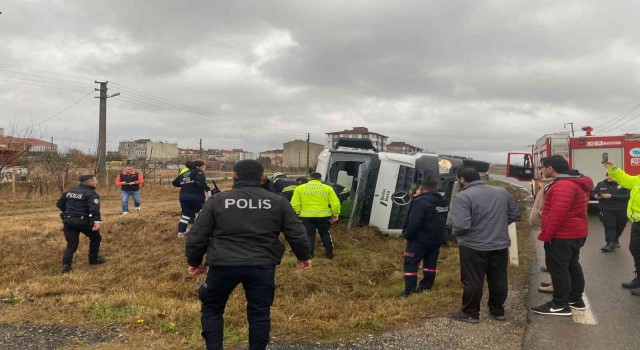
[317,139,490,236]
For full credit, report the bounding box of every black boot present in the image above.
[89,256,107,265]
[631,287,640,296]
[622,272,640,289]
[601,243,615,252]
[399,289,415,298]
[61,264,72,274]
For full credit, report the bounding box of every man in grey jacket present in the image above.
[448,167,521,323]
[185,160,312,350]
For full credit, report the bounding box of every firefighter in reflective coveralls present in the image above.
[401,180,448,297]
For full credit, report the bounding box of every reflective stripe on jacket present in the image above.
[608,167,640,222]
[290,180,341,218]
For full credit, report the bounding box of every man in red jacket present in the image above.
[115,166,144,214]
[531,155,593,316]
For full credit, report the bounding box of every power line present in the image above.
[110,81,308,135]
[14,90,95,133]
[593,103,640,134]
[0,63,95,82]
[113,95,307,138]
[601,112,640,135]
[0,74,94,89]
[0,77,90,93]
[0,63,313,138]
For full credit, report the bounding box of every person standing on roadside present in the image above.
[185,160,312,350]
[448,167,521,323]
[400,180,449,297]
[531,155,593,316]
[604,161,640,295]
[56,175,107,273]
[115,165,144,215]
[172,160,210,237]
[290,172,341,259]
[592,173,630,252]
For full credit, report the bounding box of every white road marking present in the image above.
[572,293,597,325]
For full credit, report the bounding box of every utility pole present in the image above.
[95,81,108,184]
[199,139,203,158]
[564,122,575,137]
[306,133,310,174]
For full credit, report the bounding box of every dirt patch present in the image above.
[0,323,117,350]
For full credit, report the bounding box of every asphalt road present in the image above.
[524,214,640,350]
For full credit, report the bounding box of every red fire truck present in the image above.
[506,129,640,200]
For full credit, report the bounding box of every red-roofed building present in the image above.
[325,127,388,151]
[0,137,58,154]
[0,146,18,167]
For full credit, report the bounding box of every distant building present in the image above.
[0,146,18,166]
[385,141,424,154]
[219,149,254,163]
[258,149,284,168]
[178,148,223,160]
[0,136,58,154]
[325,126,388,151]
[283,140,324,168]
[118,139,178,160]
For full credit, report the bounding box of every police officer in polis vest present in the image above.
[115,165,144,214]
[55,175,107,274]
[185,160,312,350]
[592,172,630,252]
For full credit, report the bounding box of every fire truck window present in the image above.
[524,154,531,168]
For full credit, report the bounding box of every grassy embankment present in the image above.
[0,173,533,349]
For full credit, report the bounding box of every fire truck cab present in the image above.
[506,131,640,201]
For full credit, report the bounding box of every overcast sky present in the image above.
[1,1,640,164]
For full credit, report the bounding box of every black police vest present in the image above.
[120,173,140,191]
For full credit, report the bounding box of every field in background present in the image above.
[0,180,532,349]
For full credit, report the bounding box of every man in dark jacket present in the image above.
[448,167,521,323]
[592,173,630,252]
[185,160,312,350]
[55,175,106,273]
[532,155,593,316]
[400,180,448,297]
[172,160,211,237]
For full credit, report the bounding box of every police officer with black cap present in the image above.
[185,160,311,350]
[56,174,106,273]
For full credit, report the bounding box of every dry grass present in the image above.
[0,180,533,349]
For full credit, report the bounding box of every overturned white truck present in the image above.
[315,139,490,236]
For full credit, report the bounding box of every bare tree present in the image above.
[0,121,42,175]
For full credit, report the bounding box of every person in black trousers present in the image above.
[400,180,448,297]
[448,167,521,323]
[592,173,630,252]
[55,175,107,273]
[172,160,210,237]
[185,160,311,350]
